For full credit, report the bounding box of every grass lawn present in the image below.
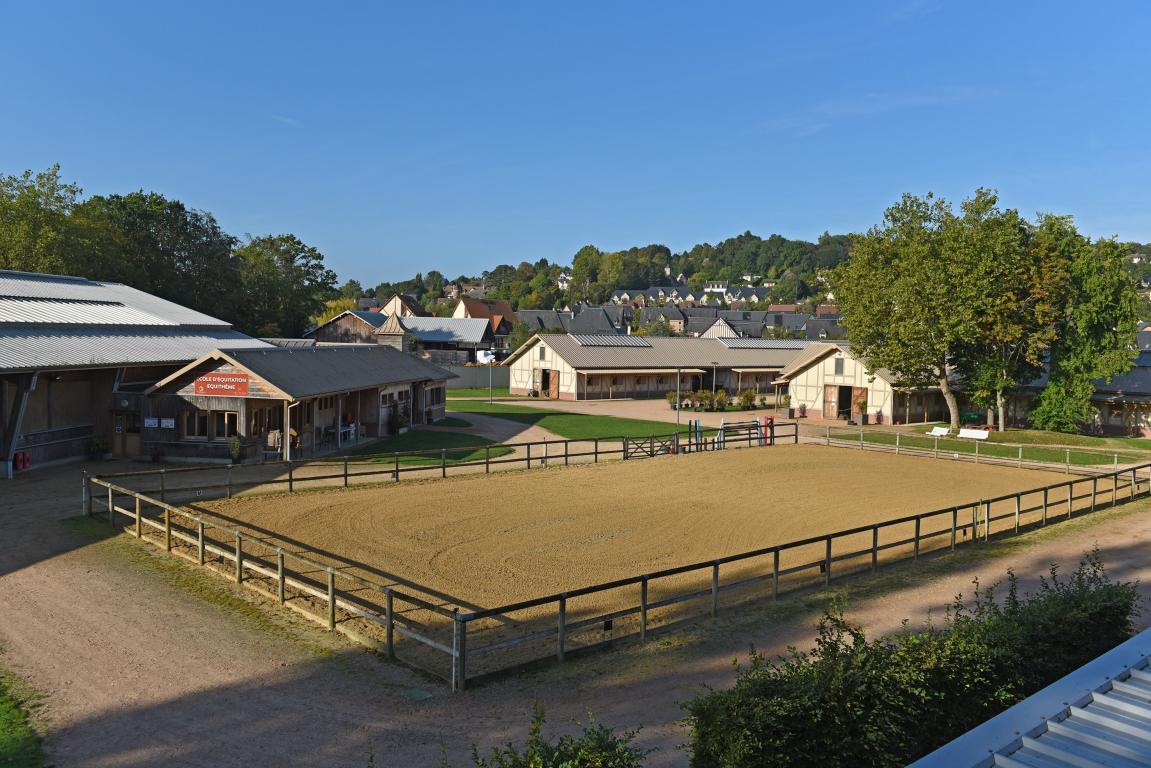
[888,424,1151,454]
[829,426,1144,466]
[0,671,42,768]
[447,387,512,398]
[339,429,514,464]
[448,400,711,440]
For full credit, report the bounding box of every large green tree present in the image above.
[234,234,337,337]
[0,165,85,274]
[832,193,979,430]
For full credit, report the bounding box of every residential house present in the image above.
[452,297,516,346]
[304,310,389,344]
[381,293,430,318]
[376,315,494,364]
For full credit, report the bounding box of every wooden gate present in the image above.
[624,435,675,459]
[549,370,560,399]
[851,386,867,420]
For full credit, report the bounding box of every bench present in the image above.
[958,428,990,441]
[925,426,950,437]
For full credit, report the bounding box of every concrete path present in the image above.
[3,458,1151,766]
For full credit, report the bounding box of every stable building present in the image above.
[778,342,947,424]
[0,269,269,477]
[145,345,453,462]
[503,334,807,400]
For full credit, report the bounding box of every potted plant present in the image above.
[856,396,869,425]
[666,391,680,410]
[714,389,730,411]
[228,436,243,463]
[779,393,794,419]
[798,402,807,418]
[397,404,411,434]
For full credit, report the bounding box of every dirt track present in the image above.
[198,445,1068,609]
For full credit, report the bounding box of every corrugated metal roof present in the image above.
[0,328,270,371]
[718,338,810,349]
[572,335,652,347]
[0,270,230,327]
[911,627,1151,768]
[506,334,807,370]
[0,297,173,326]
[219,345,455,398]
[396,317,491,344]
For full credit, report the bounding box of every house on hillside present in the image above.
[778,342,947,424]
[304,310,389,343]
[699,317,739,339]
[503,334,806,400]
[376,315,494,364]
[381,293,431,318]
[0,269,271,476]
[452,297,516,345]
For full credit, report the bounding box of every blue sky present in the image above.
[3,1,1149,285]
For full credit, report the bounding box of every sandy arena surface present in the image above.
[198,444,1069,609]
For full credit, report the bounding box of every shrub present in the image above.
[472,703,650,767]
[737,389,757,409]
[684,551,1138,768]
[666,391,680,410]
[228,436,242,462]
[714,390,730,411]
[694,390,713,411]
[779,393,791,408]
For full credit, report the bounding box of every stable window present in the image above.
[184,410,209,439]
[834,358,845,376]
[539,347,546,361]
[213,411,238,440]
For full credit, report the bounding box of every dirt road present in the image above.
[3,459,1151,767]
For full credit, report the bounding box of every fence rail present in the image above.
[85,430,1150,692]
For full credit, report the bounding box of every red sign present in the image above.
[194,372,249,396]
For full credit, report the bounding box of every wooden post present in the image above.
[234,531,242,582]
[441,448,447,479]
[197,518,205,565]
[134,496,142,538]
[1018,445,1023,468]
[485,444,491,473]
[934,436,939,459]
[983,500,990,542]
[106,486,113,525]
[950,508,957,551]
[1014,493,1021,533]
[160,469,166,502]
[564,439,569,466]
[710,562,719,618]
[1133,468,1139,500]
[276,548,285,603]
[859,429,864,450]
[972,504,978,542]
[287,461,294,493]
[824,536,832,585]
[620,437,627,461]
[895,432,900,455]
[1113,471,1118,505]
[871,526,879,571]
[164,508,172,551]
[826,424,831,445]
[1067,483,1073,518]
[227,464,233,498]
[84,473,93,517]
[594,438,599,463]
[975,440,979,464]
[1091,476,1097,512]
[394,453,400,482]
[384,589,394,658]
[772,548,780,599]
[913,517,920,560]
[527,442,532,468]
[1065,448,1070,474]
[452,613,467,692]
[326,566,336,630]
[557,595,567,662]
[343,456,349,487]
[1042,487,1048,526]
[640,576,649,640]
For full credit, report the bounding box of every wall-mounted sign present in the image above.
[160,417,176,429]
[144,417,159,428]
[194,372,249,396]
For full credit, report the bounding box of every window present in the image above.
[834,357,845,376]
[184,410,209,439]
[539,346,546,361]
[428,386,445,405]
[213,411,238,440]
[183,410,236,440]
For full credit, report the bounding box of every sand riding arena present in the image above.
[88,439,1151,690]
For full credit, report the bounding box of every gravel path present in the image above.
[2,458,1151,767]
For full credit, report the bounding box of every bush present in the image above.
[714,390,730,411]
[737,389,757,409]
[472,704,650,767]
[694,390,713,411]
[684,551,1138,768]
[666,391,680,410]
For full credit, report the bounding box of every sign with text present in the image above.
[194,372,249,396]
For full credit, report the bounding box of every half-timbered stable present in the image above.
[145,345,453,462]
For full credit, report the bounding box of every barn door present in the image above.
[851,387,867,419]
[823,385,837,419]
[549,370,560,399]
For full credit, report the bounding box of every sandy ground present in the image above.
[1,455,1149,768]
[198,445,1068,610]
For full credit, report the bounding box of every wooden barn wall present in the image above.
[312,315,380,344]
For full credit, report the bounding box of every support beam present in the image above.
[2,373,38,480]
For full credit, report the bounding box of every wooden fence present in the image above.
[85,435,1150,692]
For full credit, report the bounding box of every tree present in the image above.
[635,317,675,336]
[0,165,85,275]
[1029,223,1138,432]
[234,234,337,337]
[308,297,358,329]
[832,193,979,430]
[338,279,364,299]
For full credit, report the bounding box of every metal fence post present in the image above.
[82,471,90,517]
[106,486,113,525]
[826,424,831,445]
[564,439,569,466]
[859,429,864,450]
[234,531,242,582]
[452,613,467,692]
[640,576,649,639]
[975,440,980,464]
[620,437,627,461]
[557,595,567,662]
[971,504,977,542]
[276,548,285,603]
[934,436,939,459]
[1133,467,1139,500]
[327,566,336,630]
[1113,471,1118,505]
[384,589,395,658]
[710,562,719,617]
[772,547,780,599]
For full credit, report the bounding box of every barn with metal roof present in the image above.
[0,269,270,477]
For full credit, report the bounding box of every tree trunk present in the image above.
[986,407,995,429]
[996,389,1007,433]
[939,375,960,431]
